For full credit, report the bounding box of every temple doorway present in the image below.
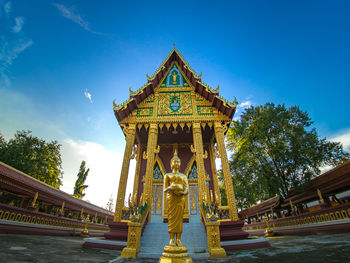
[151,184,163,215]
[151,161,164,215]
[189,183,199,215]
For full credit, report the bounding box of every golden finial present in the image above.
[198,72,202,79]
[146,73,151,80]
[173,41,175,49]
[232,97,238,108]
[129,87,134,96]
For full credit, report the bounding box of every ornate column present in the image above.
[143,123,159,220]
[209,142,221,205]
[214,122,238,220]
[192,122,206,205]
[114,124,136,222]
[132,143,142,203]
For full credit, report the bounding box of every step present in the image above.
[138,215,209,259]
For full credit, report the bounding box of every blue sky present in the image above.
[1,0,349,207]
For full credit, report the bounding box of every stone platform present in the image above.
[2,233,350,262]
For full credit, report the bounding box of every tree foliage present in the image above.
[73,160,89,199]
[0,130,63,188]
[226,103,349,210]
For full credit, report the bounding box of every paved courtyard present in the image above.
[1,233,350,263]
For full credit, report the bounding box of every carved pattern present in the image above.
[214,122,238,220]
[144,94,155,103]
[114,124,136,221]
[188,163,198,179]
[157,92,192,116]
[197,106,214,116]
[192,123,206,205]
[144,124,158,206]
[209,143,221,205]
[153,163,163,179]
[137,107,153,117]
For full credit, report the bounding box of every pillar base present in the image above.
[208,247,226,258]
[121,247,138,258]
[159,246,193,263]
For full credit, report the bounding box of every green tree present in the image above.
[0,130,63,188]
[73,160,89,199]
[226,103,349,210]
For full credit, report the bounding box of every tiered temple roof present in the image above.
[113,48,237,123]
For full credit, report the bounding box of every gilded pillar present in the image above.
[114,124,136,222]
[209,142,221,205]
[143,123,158,216]
[192,122,206,205]
[132,143,142,202]
[214,122,238,220]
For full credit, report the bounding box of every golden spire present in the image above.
[173,41,175,49]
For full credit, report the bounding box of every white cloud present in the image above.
[0,3,32,86]
[53,3,100,34]
[330,129,350,151]
[84,89,93,103]
[0,39,33,79]
[12,17,24,33]
[4,1,11,14]
[238,100,253,109]
[233,99,254,121]
[61,139,134,209]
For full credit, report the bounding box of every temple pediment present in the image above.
[113,49,237,124]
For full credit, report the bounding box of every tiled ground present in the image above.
[1,233,350,262]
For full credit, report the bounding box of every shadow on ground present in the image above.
[1,233,350,262]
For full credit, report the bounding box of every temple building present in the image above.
[112,47,239,223]
[0,161,113,236]
[240,160,350,236]
[83,48,270,258]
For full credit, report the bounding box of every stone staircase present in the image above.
[137,214,210,259]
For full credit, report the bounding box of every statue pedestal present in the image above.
[159,246,193,263]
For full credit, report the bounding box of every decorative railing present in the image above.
[121,202,149,258]
[200,201,226,258]
[218,206,230,220]
[243,202,350,231]
[121,207,130,220]
[0,203,109,232]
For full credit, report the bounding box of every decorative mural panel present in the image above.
[197,106,214,116]
[152,184,163,215]
[189,184,199,215]
[195,93,204,101]
[188,162,198,179]
[157,91,193,116]
[136,107,153,117]
[153,162,163,179]
[144,93,155,103]
[160,64,189,88]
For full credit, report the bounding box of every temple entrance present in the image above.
[189,183,199,215]
[151,184,163,215]
[187,160,199,215]
[151,161,164,215]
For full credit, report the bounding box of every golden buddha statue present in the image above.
[172,71,178,84]
[164,149,188,247]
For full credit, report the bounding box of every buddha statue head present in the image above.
[170,149,181,172]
